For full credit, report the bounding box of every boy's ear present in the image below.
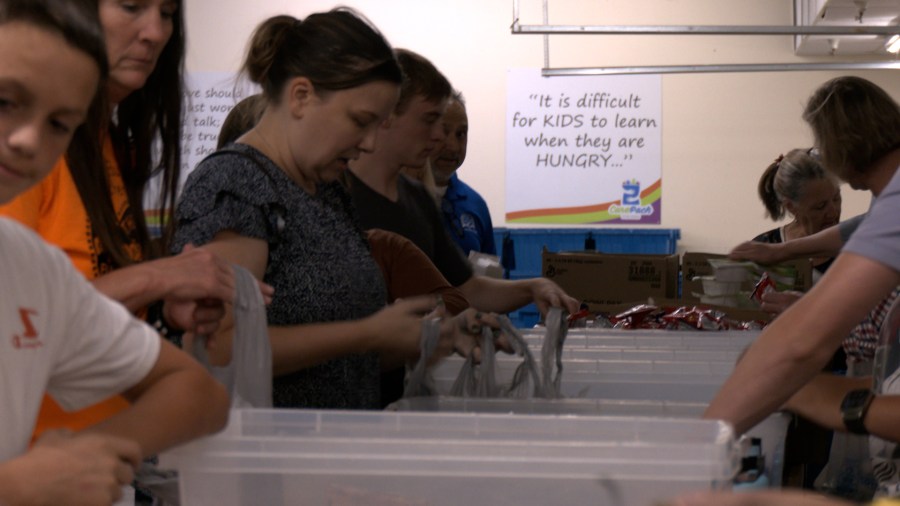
[286,77,316,118]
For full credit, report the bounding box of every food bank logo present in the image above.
[11,308,42,349]
[609,179,654,220]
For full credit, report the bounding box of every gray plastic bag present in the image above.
[137,265,272,505]
[540,307,569,398]
[192,264,273,408]
[404,318,442,398]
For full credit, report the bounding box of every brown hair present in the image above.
[1,0,110,228]
[394,49,452,115]
[758,148,833,220]
[803,76,900,181]
[217,94,266,149]
[0,0,107,75]
[242,9,402,103]
[66,0,186,267]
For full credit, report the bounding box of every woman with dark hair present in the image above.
[174,10,496,410]
[0,0,244,439]
[0,1,228,503]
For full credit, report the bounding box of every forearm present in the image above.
[92,373,228,456]
[786,375,869,431]
[0,462,29,505]
[91,263,166,313]
[704,254,897,433]
[459,275,533,314]
[269,320,377,376]
[214,306,412,377]
[861,396,900,442]
[782,225,844,259]
[787,375,900,443]
[704,322,836,434]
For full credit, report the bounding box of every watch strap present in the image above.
[841,388,874,435]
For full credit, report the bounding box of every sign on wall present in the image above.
[145,72,257,235]
[180,72,258,180]
[505,69,662,224]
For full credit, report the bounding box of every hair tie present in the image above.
[774,154,784,167]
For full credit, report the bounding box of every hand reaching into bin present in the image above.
[427,305,513,365]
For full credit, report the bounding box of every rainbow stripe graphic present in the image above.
[506,178,661,224]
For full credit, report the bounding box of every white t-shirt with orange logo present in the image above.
[0,218,159,460]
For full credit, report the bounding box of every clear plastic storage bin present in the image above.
[390,397,790,488]
[431,355,735,403]
[522,328,759,351]
[161,409,737,506]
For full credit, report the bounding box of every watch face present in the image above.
[842,389,874,435]
[843,389,872,410]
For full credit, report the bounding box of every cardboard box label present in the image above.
[543,250,678,306]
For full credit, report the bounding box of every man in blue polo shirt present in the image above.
[432,92,497,256]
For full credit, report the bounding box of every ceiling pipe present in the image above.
[512,23,900,36]
[543,61,900,76]
[512,0,900,75]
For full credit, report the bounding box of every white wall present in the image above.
[184,0,896,253]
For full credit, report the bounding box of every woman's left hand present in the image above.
[431,308,511,364]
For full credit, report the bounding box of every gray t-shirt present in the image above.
[843,166,900,273]
[173,143,386,410]
[839,213,867,243]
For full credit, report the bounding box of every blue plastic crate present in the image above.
[494,228,680,279]
[508,303,541,328]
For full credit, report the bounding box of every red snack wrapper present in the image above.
[567,307,592,328]
[750,272,777,304]
[613,304,661,329]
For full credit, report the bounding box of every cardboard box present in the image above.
[682,252,813,304]
[542,249,679,307]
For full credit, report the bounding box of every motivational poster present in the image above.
[144,72,258,236]
[506,69,662,224]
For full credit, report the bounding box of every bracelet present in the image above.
[146,302,184,347]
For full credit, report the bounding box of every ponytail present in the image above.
[758,156,784,220]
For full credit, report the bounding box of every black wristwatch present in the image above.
[841,388,875,435]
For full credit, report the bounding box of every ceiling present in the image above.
[795,0,900,55]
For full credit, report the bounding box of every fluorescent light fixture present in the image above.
[888,34,900,53]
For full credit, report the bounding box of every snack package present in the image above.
[750,272,777,305]
[567,304,592,328]
[612,304,663,329]
[596,303,767,331]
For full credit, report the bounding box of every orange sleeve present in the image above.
[0,164,52,229]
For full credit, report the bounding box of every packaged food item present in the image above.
[593,303,767,331]
[750,272,777,304]
[612,304,663,329]
[661,306,727,331]
[567,305,592,328]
